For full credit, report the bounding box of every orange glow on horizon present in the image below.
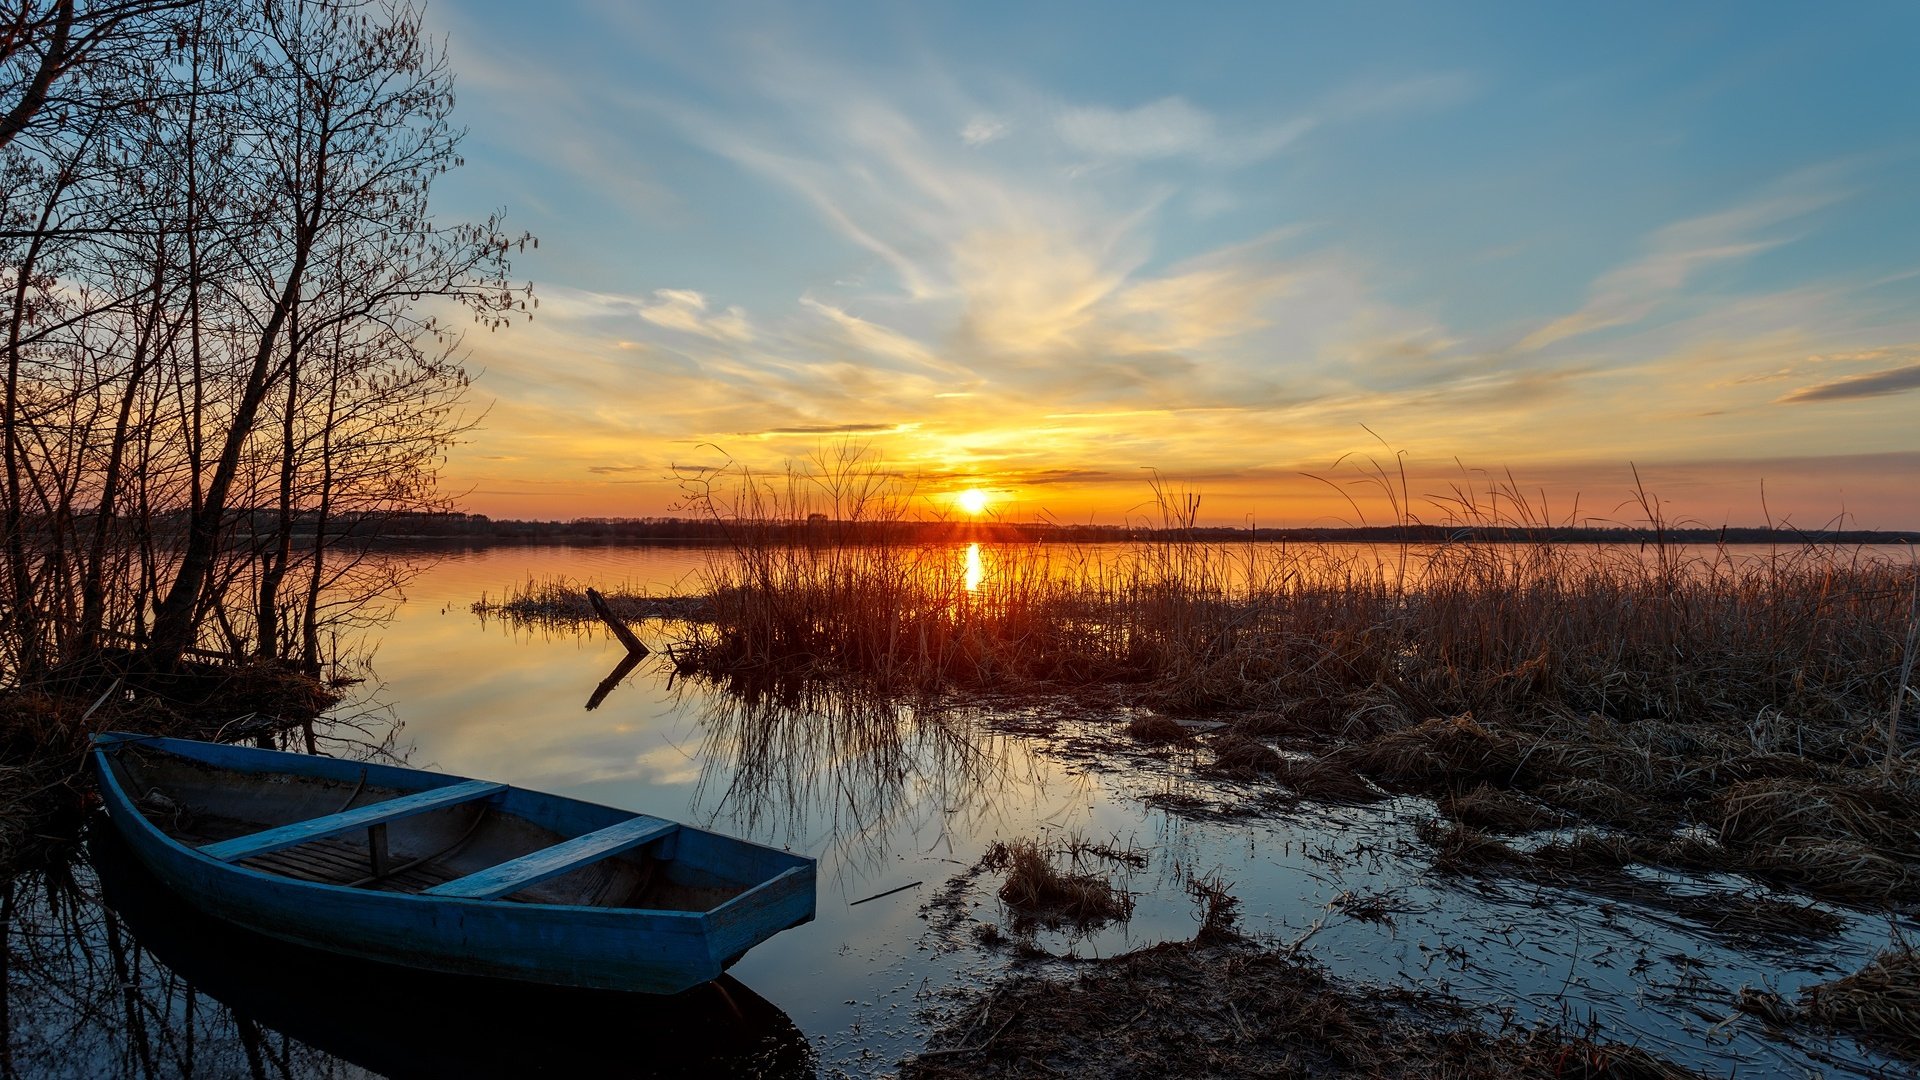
[444,432,1920,531]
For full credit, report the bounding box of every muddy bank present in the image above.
[903,935,1703,1079]
[0,659,340,874]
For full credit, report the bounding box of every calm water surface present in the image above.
[9,543,1916,1077]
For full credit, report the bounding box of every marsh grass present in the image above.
[980,837,1136,930]
[1125,714,1190,743]
[674,455,1916,744]
[662,449,1920,905]
[1185,869,1243,941]
[904,935,1708,1079]
[472,578,710,629]
[1798,940,1920,1061]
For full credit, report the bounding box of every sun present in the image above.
[956,488,990,515]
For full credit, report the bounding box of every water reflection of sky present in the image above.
[354,546,1151,1067]
[14,544,1916,1077]
[371,546,1914,1076]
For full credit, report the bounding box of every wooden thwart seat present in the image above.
[198,779,505,864]
[423,815,677,901]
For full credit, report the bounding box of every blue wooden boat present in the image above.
[89,732,815,994]
[86,825,817,1078]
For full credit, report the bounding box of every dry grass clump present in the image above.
[1411,815,1851,944]
[901,937,1707,1079]
[1415,818,1520,874]
[980,839,1134,929]
[1436,784,1563,833]
[1328,887,1412,926]
[1336,705,1920,906]
[472,578,710,628]
[1529,832,1640,877]
[1536,778,1654,828]
[1529,739,1683,801]
[1126,714,1190,744]
[1346,715,1530,791]
[1703,894,1846,941]
[1210,736,1285,778]
[1711,778,1920,901]
[1797,942,1920,1061]
[1230,707,1325,738]
[1063,834,1152,869]
[1714,779,1918,855]
[1270,754,1384,803]
[1186,870,1242,942]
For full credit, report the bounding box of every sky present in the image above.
[422,0,1920,529]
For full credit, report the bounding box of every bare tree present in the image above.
[147,0,528,667]
[0,0,532,684]
[0,1,198,150]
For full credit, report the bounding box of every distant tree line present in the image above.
[307,512,1920,548]
[1,0,530,679]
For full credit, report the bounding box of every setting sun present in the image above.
[956,488,990,515]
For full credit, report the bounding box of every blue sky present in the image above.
[424,0,1920,527]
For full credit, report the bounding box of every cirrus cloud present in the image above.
[1780,361,1920,403]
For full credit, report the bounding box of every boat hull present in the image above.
[87,824,820,1078]
[90,735,814,994]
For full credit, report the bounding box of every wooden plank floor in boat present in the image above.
[162,815,524,899]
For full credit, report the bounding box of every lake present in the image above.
[8,543,1915,1077]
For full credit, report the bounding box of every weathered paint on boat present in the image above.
[89,732,815,994]
[86,825,819,1078]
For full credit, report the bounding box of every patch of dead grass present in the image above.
[1210,736,1284,778]
[1271,754,1384,803]
[980,839,1134,929]
[1126,714,1190,744]
[1347,715,1530,791]
[1436,784,1562,833]
[902,937,1708,1079]
[1798,941,1920,1062]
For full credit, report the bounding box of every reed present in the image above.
[1799,940,1920,1061]
[662,450,1920,903]
[674,458,1916,741]
[979,837,1135,929]
[904,934,1709,1079]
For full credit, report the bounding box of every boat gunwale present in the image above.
[89,733,754,923]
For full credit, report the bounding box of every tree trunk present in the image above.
[147,219,315,667]
[0,1,74,151]
[255,311,300,660]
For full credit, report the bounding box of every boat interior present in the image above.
[104,743,757,912]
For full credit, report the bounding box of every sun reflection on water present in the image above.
[964,542,983,592]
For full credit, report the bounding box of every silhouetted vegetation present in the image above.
[1,0,529,869]
[637,449,1920,909]
[330,508,1920,547]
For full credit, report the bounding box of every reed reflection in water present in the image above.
[680,676,1049,874]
